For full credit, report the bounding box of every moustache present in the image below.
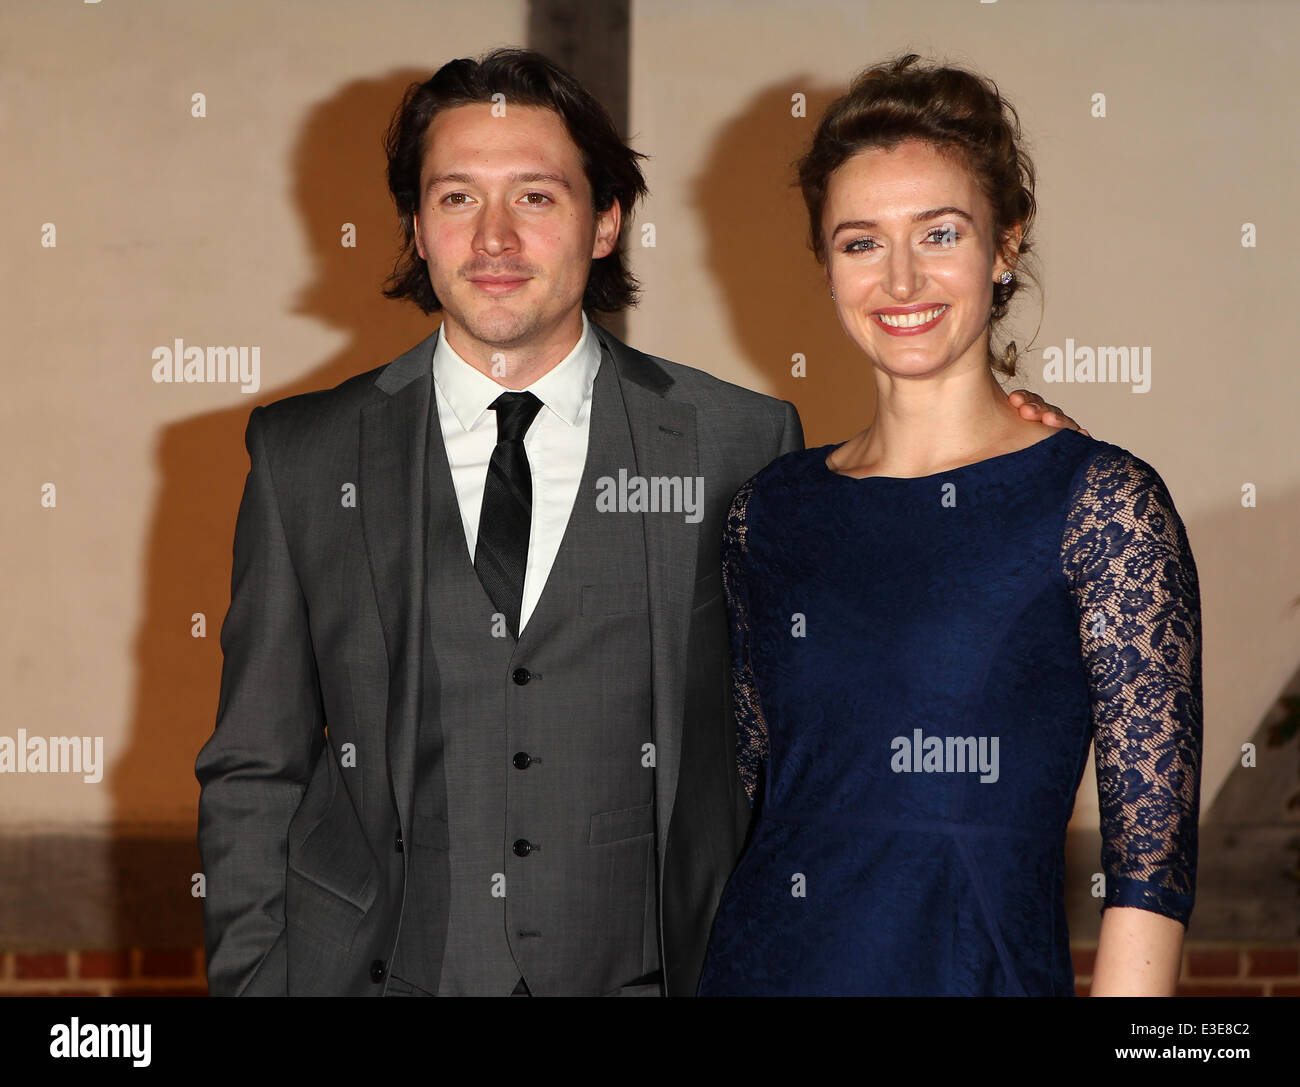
[462,263,536,278]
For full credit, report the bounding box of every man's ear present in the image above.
[592,200,621,260]
[413,212,427,261]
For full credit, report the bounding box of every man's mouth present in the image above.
[873,304,950,333]
[469,275,530,295]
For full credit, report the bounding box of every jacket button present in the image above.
[370,960,386,983]
[512,838,533,857]
[394,832,404,853]
[512,752,532,769]
[512,668,531,685]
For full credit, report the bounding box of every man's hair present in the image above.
[382,47,649,314]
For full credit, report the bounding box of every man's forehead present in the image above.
[424,102,574,162]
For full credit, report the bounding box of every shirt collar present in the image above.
[432,311,599,432]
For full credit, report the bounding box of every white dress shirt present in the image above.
[432,311,600,634]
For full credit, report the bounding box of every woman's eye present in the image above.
[926,226,960,245]
[843,237,877,253]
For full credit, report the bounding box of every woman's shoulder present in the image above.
[1062,435,1183,513]
[738,444,836,496]
[724,444,835,527]
[1058,436,1196,575]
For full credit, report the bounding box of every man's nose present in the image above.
[473,200,520,256]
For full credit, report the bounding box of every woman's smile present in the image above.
[873,303,951,334]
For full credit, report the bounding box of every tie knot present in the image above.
[489,391,543,443]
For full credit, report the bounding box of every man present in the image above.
[195,48,1076,996]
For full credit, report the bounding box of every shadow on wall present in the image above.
[690,77,876,449]
[111,70,440,953]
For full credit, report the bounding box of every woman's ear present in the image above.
[997,222,1024,275]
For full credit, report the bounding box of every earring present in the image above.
[997,270,1014,284]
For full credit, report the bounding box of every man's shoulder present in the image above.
[599,326,790,417]
[654,353,787,413]
[252,331,437,436]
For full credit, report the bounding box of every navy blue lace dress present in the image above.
[697,429,1202,996]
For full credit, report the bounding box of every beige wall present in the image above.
[627,0,1300,824]
[1,0,527,827]
[1,0,1295,836]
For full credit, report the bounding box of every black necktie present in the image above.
[474,391,544,638]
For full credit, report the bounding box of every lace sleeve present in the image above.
[1060,449,1203,926]
[723,478,769,805]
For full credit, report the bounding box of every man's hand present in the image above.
[1008,389,1090,436]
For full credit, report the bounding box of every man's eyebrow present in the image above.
[830,206,976,237]
[423,171,575,197]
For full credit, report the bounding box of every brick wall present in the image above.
[0,949,207,997]
[3,943,1297,996]
[1073,943,1300,997]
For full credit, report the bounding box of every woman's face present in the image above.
[822,139,1016,382]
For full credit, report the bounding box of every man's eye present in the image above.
[521,192,551,205]
[442,192,470,205]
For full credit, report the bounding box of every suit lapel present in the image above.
[593,324,700,872]
[359,330,437,838]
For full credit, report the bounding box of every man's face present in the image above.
[413,103,619,362]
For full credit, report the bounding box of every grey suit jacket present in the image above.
[195,320,804,995]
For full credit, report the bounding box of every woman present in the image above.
[697,54,1202,996]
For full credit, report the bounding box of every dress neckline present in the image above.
[820,427,1075,483]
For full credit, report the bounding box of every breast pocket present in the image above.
[589,803,655,846]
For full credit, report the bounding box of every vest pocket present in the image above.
[581,583,646,616]
[589,802,654,845]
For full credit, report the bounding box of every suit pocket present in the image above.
[582,582,646,616]
[589,803,655,846]
[285,868,367,952]
[287,747,379,914]
[412,809,449,851]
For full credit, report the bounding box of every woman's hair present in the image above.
[797,53,1039,376]
[382,47,648,314]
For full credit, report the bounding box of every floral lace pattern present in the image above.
[1060,449,1202,923]
[721,478,767,804]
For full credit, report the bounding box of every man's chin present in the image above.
[449,307,543,352]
